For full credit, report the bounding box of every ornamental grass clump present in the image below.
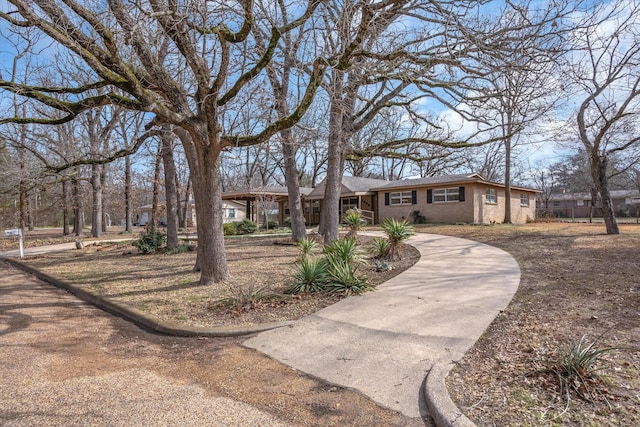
[288,237,371,296]
[323,236,367,266]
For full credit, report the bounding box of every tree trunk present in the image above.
[161,126,179,250]
[591,156,619,234]
[180,176,191,228]
[62,179,70,235]
[125,155,133,233]
[72,172,83,237]
[101,163,108,233]
[322,76,346,243]
[90,163,102,238]
[175,127,229,284]
[26,195,34,231]
[503,137,512,224]
[149,149,162,234]
[282,128,307,241]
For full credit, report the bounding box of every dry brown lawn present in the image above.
[417,222,640,427]
[4,222,639,426]
[14,232,419,328]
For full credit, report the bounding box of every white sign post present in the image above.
[4,228,24,258]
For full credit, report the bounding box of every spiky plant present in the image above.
[380,217,414,261]
[295,237,318,261]
[288,258,329,294]
[342,209,367,238]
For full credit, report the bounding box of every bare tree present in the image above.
[0,1,330,285]
[563,1,640,234]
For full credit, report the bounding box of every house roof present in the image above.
[222,186,313,200]
[371,173,484,190]
[371,173,541,193]
[305,176,390,200]
[547,189,640,201]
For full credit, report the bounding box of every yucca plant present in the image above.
[370,237,391,259]
[380,217,414,261]
[547,333,620,415]
[342,208,367,238]
[288,258,329,294]
[295,237,318,261]
[323,237,366,267]
[324,257,371,295]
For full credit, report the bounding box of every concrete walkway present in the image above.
[244,232,520,422]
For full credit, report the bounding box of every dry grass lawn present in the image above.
[4,221,639,426]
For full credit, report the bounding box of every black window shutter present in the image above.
[459,186,465,202]
[411,190,417,204]
[427,189,433,204]
[384,192,390,206]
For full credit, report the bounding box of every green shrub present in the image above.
[342,209,367,238]
[263,220,279,230]
[323,237,366,267]
[235,219,258,235]
[324,257,370,295]
[374,259,392,272]
[134,231,166,254]
[288,258,329,294]
[409,210,427,224]
[223,222,237,236]
[380,217,414,261]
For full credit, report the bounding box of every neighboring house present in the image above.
[221,186,313,225]
[538,190,640,218]
[372,173,540,225]
[136,200,244,227]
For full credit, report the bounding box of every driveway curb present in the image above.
[424,362,476,427]
[4,258,292,337]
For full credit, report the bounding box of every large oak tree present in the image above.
[0,0,330,285]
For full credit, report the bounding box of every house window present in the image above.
[576,199,584,207]
[553,201,560,208]
[433,187,459,203]
[227,208,236,219]
[520,193,530,207]
[486,188,497,204]
[389,191,413,205]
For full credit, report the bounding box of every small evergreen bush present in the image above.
[235,219,258,235]
[223,222,237,236]
[134,231,166,254]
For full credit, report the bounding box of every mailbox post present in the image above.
[4,228,24,258]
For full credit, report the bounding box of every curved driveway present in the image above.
[245,232,520,422]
